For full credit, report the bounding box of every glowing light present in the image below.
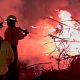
[58,10,71,21]
[18,10,80,70]
[55,10,80,56]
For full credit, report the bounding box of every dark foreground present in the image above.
[18,55,80,80]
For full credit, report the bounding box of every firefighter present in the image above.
[4,15,29,80]
[0,36,14,80]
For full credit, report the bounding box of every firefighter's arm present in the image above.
[17,27,29,36]
[21,29,29,36]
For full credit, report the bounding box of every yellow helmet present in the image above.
[6,15,17,22]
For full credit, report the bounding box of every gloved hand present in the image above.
[22,29,29,35]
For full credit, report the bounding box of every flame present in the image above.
[18,10,80,70]
[58,10,71,21]
[43,10,80,69]
[55,10,80,56]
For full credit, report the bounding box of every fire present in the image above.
[58,10,71,21]
[54,10,80,56]
[43,10,80,69]
[18,10,80,70]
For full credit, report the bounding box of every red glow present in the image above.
[0,0,80,72]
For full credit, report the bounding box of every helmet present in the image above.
[5,15,17,22]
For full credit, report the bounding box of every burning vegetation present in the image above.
[18,10,80,80]
[0,0,80,80]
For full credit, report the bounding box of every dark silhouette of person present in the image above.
[4,15,29,80]
[0,36,14,80]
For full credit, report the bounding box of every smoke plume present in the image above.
[0,0,80,70]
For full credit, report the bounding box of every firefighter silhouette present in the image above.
[4,15,29,80]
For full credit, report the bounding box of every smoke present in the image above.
[63,0,80,19]
[0,0,80,27]
[0,0,80,70]
[0,0,22,20]
[18,0,69,26]
[17,0,80,70]
[17,0,69,65]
